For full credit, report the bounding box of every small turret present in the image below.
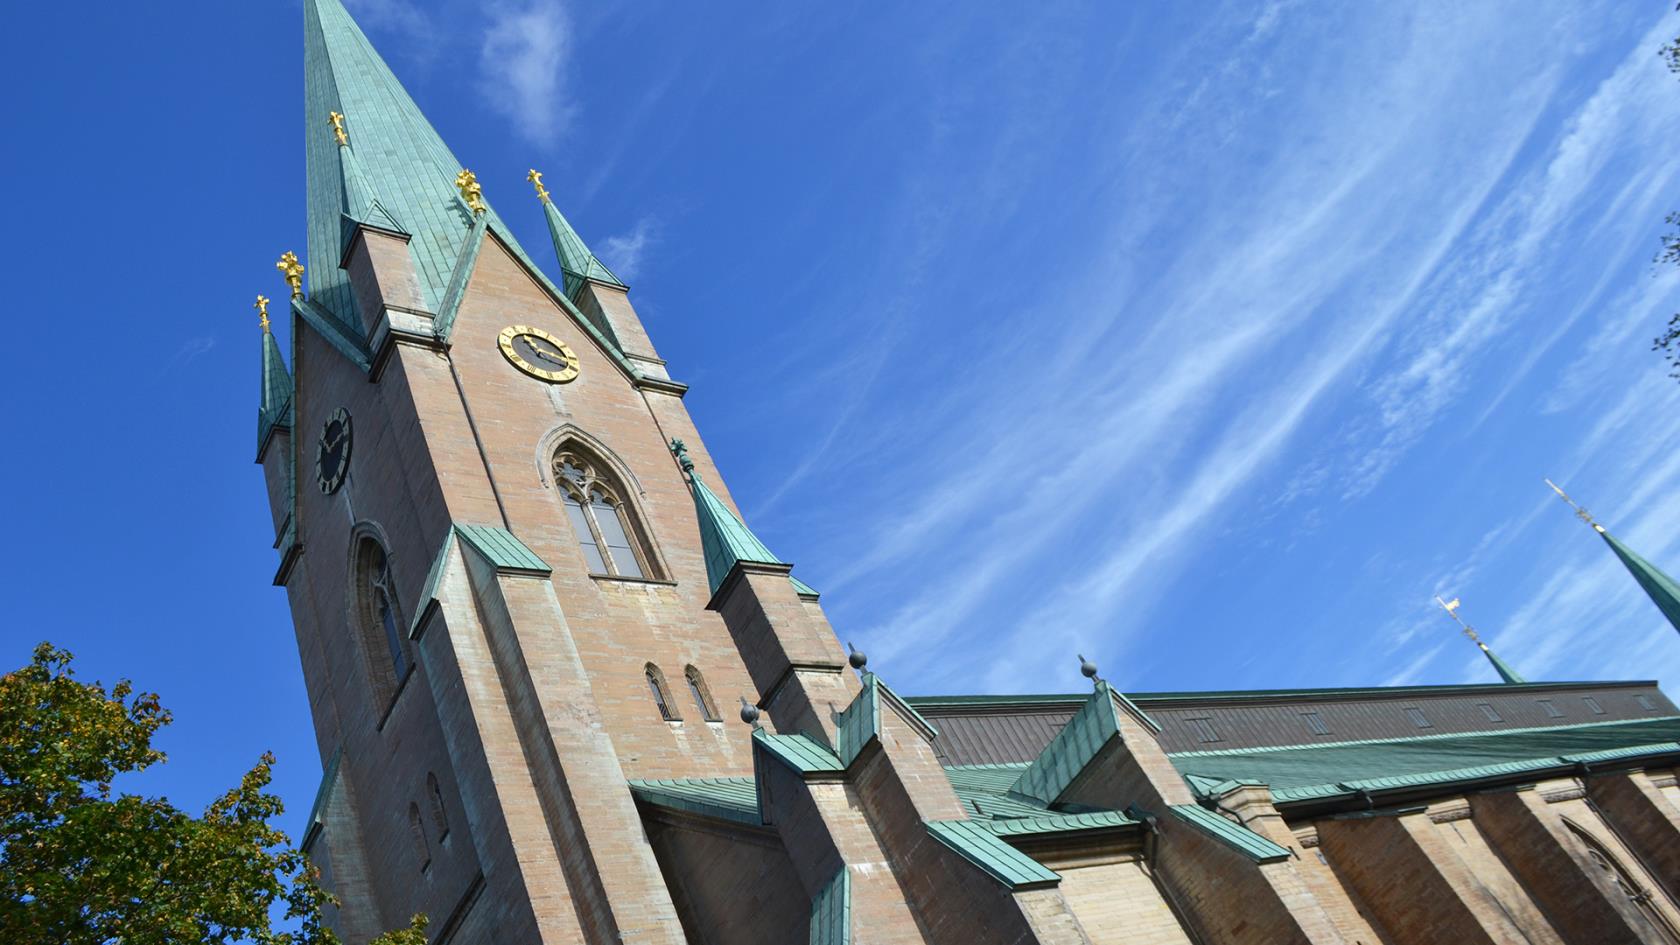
[528,168,626,300]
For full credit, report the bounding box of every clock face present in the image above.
[315,407,352,494]
[498,325,580,383]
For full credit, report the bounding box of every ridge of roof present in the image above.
[1168,713,1680,760]
[905,679,1660,710]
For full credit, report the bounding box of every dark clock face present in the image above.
[315,407,352,494]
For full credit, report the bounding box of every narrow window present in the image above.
[1187,717,1221,743]
[426,772,449,841]
[408,802,430,871]
[1582,696,1605,716]
[1405,707,1432,729]
[554,450,656,579]
[684,665,720,722]
[1637,694,1657,712]
[1561,817,1680,941]
[1301,711,1330,736]
[646,663,679,721]
[1477,702,1503,722]
[354,536,409,707]
[1538,699,1564,719]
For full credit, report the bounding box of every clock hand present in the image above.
[530,344,570,367]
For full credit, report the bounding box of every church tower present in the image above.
[257,2,1087,942]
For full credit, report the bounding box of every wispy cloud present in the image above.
[598,218,658,283]
[478,1,574,150]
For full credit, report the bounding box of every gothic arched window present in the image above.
[354,535,409,705]
[646,663,680,721]
[426,772,449,841]
[685,665,720,722]
[408,802,430,872]
[1562,816,1680,942]
[552,447,657,579]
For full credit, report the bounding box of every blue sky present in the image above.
[3,0,1680,833]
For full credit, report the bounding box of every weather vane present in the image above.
[455,169,487,215]
[1545,479,1605,534]
[276,252,305,299]
[329,111,348,146]
[1435,596,1486,646]
[255,295,271,333]
[526,169,550,202]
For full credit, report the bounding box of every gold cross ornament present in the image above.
[276,252,305,299]
[255,295,271,332]
[526,168,550,202]
[329,111,348,146]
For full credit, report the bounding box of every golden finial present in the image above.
[276,252,305,299]
[329,111,348,146]
[1545,478,1605,534]
[455,169,487,215]
[255,295,271,333]
[526,168,550,202]
[1436,596,1487,648]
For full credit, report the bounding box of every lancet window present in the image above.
[646,663,680,721]
[685,665,720,722]
[354,535,409,706]
[552,447,655,579]
[408,802,430,872]
[426,772,449,841]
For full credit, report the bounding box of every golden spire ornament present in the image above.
[329,111,348,146]
[255,295,271,333]
[276,252,305,299]
[455,169,487,215]
[526,168,550,202]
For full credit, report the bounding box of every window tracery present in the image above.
[552,447,656,579]
[1562,816,1680,942]
[354,535,409,705]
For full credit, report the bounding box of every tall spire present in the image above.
[1547,480,1680,636]
[304,0,512,318]
[256,295,293,452]
[527,168,626,298]
[1436,596,1527,684]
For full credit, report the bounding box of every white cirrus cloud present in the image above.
[478,0,575,150]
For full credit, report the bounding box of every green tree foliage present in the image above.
[1661,10,1680,379]
[0,643,423,945]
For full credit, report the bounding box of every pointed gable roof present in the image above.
[1600,528,1680,635]
[258,328,293,452]
[541,196,626,297]
[690,473,785,596]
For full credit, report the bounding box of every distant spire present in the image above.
[1436,596,1526,684]
[1547,480,1680,636]
[256,296,293,452]
[528,166,626,298]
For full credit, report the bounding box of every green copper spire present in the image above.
[257,297,293,453]
[528,169,626,297]
[1437,597,1526,684]
[1547,480,1680,637]
[305,0,512,318]
[1599,529,1680,636]
[671,440,786,595]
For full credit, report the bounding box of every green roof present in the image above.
[753,730,844,774]
[905,679,1656,709]
[689,474,785,596]
[629,778,760,825]
[808,867,852,945]
[1010,683,1151,805]
[453,523,550,574]
[1602,529,1680,636]
[1168,804,1291,862]
[925,819,1060,889]
[542,196,626,298]
[1171,715,1680,804]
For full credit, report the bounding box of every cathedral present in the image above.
[256,2,1680,942]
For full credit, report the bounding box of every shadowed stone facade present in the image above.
[257,3,1680,942]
